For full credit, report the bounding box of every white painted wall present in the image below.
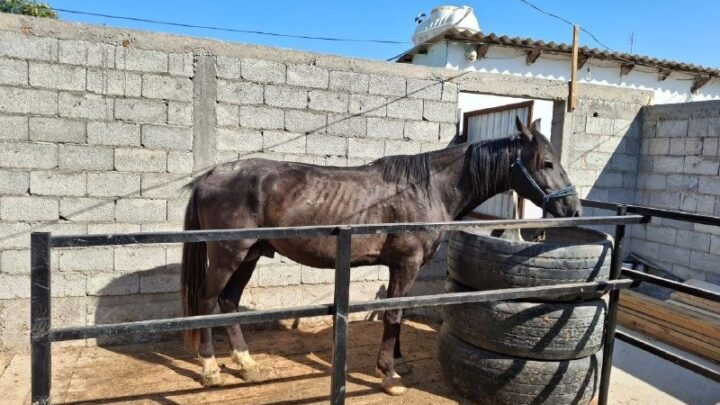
[458,92,554,218]
[412,42,720,104]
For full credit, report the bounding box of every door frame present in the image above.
[460,100,534,219]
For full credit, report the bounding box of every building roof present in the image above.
[397,28,720,77]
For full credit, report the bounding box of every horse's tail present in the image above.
[181,185,206,352]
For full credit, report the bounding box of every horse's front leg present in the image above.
[376,262,420,396]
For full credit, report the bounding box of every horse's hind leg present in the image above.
[217,258,261,382]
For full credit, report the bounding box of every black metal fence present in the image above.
[27,207,717,405]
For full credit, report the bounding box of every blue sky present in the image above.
[49,1,719,68]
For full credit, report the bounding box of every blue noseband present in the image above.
[510,150,577,218]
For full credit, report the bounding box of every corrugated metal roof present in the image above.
[397,28,720,76]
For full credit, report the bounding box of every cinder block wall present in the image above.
[0,14,654,350]
[630,100,720,283]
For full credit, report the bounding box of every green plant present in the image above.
[0,0,57,19]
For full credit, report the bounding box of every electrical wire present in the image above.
[53,7,413,45]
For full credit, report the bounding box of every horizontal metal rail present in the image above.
[622,268,720,302]
[50,215,644,247]
[615,329,720,383]
[51,279,633,341]
[582,199,720,227]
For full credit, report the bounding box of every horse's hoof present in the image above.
[200,370,223,387]
[394,357,413,376]
[381,372,408,396]
[240,365,262,382]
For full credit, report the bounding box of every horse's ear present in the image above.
[530,118,542,133]
[515,115,534,143]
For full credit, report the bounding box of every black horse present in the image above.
[180,117,581,395]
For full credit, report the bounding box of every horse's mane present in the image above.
[463,135,544,197]
[375,152,432,193]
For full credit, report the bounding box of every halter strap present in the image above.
[510,149,577,218]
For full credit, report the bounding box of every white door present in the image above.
[463,101,532,219]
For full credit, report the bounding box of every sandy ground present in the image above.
[1,320,718,404]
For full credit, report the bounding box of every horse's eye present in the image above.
[544,161,554,169]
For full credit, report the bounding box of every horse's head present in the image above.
[511,116,581,218]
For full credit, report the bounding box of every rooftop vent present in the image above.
[412,5,480,46]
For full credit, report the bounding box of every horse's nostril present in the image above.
[572,210,581,217]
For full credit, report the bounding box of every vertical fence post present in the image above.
[31,232,52,405]
[331,226,352,405]
[598,205,627,405]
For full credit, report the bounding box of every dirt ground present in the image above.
[1,320,718,404]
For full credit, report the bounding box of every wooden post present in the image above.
[568,25,580,112]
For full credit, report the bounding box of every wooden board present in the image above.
[619,290,720,338]
[670,279,720,314]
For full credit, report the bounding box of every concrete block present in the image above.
[0,86,57,115]
[676,229,711,251]
[87,121,141,146]
[366,117,403,139]
[0,116,28,140]
[387,98,423,120]
[638,173,667,190]
[699,176,720,195]
[407,78,443,100]
[610,154,638,171]
[688,118,720,138]
[216,103,239,127]
[684,156,719,175]
[114,97,167,125]
[239,105,284,129]
[308,90,348,113]
[30,171,86,196]
[59,40,115,67]
[58,247,113,272]
[140,269,180,293]
[301,266,334,284]
[30,117,85,143]
[216,127,263,152]
[0,275,30,299]
[169,53,194,77]
[257,265,302,287]
[595,172,624,188]
[141,74,192,101]
[59,145,112,171]
[385,139,422,155]
[327,114,366,137]
[656,119,688,137]
[306,134,346,156]
[216,55,242,79]
[703,138,719,157]
[116,47,168,73]
[114,245,166,271]
[439,123,457,143]
[665,174,696,191]
[644,224,676,245]
[285,109,326,133]
[115,198,166,222]
[421,142,448,153]
[87,223,140,234]
[59,92,112,120]
[0,31,57,61]
[655,245,690,267]
[585,117,614,134]
[167,198,187,222]
[168,101,193,126]
[167,151,194,173]
[442,82,459,102]
[690,251,720,274]
[647,191,680,209]
[141,125,193,151]
[114,148,167,172]
[287,64,328,89]
[423,101,457,123]
[349,94,387,117]
[59,197,115,222]
[683,138,703,155]
[87,69,142,97]
[241,58,286,84]
[647,138,669,155]
[264,131,306,154]
[1,249,30,275]
[404,121,439,142]
[0,58,27,85]
[0,196,58,221]
[0,170,28,195]
[369,75,405,97]
[140,173,189,198]
[87,272,140,296]
[329,71,369,93]
[348,138,384,159]
[653,156,685,173]
[29,62,85,91]
[264,85,308,109]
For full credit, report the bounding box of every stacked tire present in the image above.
[440,227,613,405]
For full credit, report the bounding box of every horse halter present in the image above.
[510,148,577,218]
